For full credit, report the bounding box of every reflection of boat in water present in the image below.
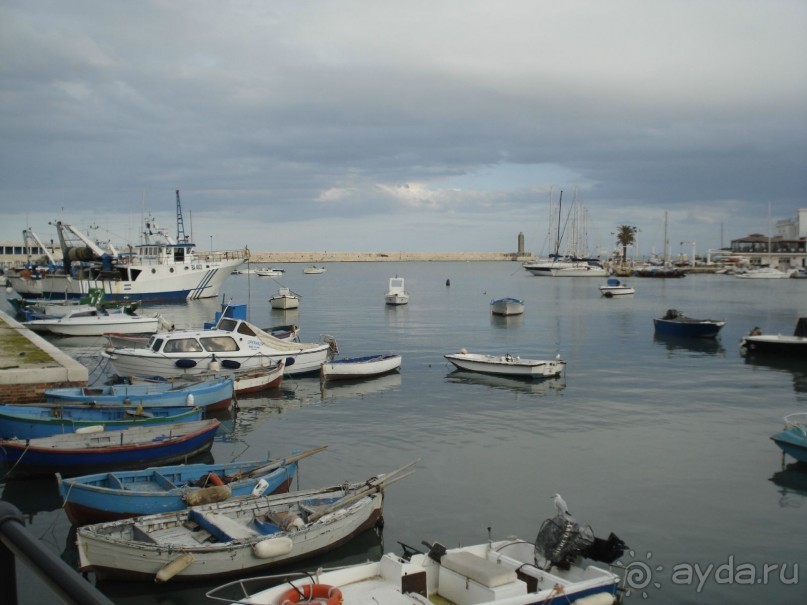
[743,356,807,393]
[446,370,565,396]
[652,333,725,355]
[1,476,63,518]
[322,371,402,400]
[769,462,807,508]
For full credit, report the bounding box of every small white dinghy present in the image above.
[268,287,300,310]
[321,354,402,381]
[490,297,525,316]
[598,278,635,297]
[445,350,565,379]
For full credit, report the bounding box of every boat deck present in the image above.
[337,577,431,604]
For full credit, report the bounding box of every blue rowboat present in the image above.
[0,403,204,440]
[0,419,220,479]
[652,309,725,339]
[56,446,326,526]
[44,376,234,411]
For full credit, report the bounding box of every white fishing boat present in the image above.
[303,266,327,274]
[269,287,300,310]
[490,297,525,316]
[23,306,167,337]
[256,268,285,277]
[734,266,793,279]
[598,278,635,297]
[102,314,337,378]
[6,192,247,302]
[321,354,402,381]
[385,276,409,305]
[445,350,566,378]
[75,462,416,583]
[207,498,626,605]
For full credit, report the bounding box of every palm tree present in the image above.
[616,225,637,265]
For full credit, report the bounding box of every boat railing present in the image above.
[784,413,807,436]
[0,501,114,605]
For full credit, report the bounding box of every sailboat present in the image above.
[633,210,685,278]
[523,190,608,277]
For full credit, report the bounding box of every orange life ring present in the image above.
[279,584,343,605]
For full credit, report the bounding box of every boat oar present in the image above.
[307,460,419,523]
[230,445,328,481]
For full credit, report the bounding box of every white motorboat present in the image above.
[23,306,166,337]
[103,315,337,378]
[734,266,793,279]
[598,278,635,297]
[321,354,402,381]
[269,287,300,310]
[385,276,409,305]
[303,266,327,274]
[445,350,565,378]
[6,197,246,302]
[256,268,285,277]
[490,297,524,316]
[207,503,626,605]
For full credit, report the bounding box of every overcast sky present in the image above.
[2,1,805,258]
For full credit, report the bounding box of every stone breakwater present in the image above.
[246,251,532,263]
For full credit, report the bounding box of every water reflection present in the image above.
[0,476,62,519]
[490,313,524,329]
[769,461,807,507]
[321,372,402,401]
[744,356,807,393]
[652,333,726,356]
[445,370,566,396]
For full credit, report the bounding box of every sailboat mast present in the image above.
[555,190,563,257]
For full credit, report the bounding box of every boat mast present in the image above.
[555,190,563,258]
[176,190,187,243]
[663,210,669,267]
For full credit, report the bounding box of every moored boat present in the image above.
[652,309,725,339]
[321,354,402,381]
[269,287,300,310]
[445,350,566,379]
[740,318,807,358]
[22,306,165,337]
[490,297,525,316]
[385,276,409,305]
[771,413,807,463]
[303,266,326,274]
[598,278,635,297]
[0,403,204,440]
[56,446,326,525]
[44,376,234,411]
[75,461,416,582]
[206,498,626,605]
[0,419,221,479]
[102,314,337,378]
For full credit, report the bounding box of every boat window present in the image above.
[218,318,237,332]
[236,322,257,336]
[200,336,239,352]
[151,338,164,352]
[163,338,204,353]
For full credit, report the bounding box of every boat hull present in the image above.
[24,315,160,336]
[57,459,298,525]
[321,355,402,380]
[740,335,807,358]
[7,258,244,302]
[0,404,203,440]
[76,489,383,582]
[490,298,525,316]
[445,353,565,378]
[44,377,234,411]
[0,419,220,479]
[269,296,299,310]
[771,430,807,463]
[653,317,725,338]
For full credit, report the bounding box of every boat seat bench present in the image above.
[441,552,518,588]
[187,509,260,542]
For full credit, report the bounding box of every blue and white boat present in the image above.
[653,309,725,339]
[490,297,525,316]
[44,376,234,412]
[771,413,807,463]
[320,354,402,381]
[0,403,203,440]
[6,194,247,302]
[56,446,326,526]
[0,419,221,479]
[599,278,635,297]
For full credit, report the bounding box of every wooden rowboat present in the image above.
[320,354,402,381]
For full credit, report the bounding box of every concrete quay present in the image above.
[246,251,530,263]
[0,310,88,403]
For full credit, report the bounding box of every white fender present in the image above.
[75,425,104,434]
[253,536,294,559]
[155,553,194,583]
[251,478,270,496]
[573,594,615,605]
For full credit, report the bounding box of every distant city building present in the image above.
[730,208,807,269]
[517,232,525,255]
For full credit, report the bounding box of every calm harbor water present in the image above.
[3,261,806,604]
